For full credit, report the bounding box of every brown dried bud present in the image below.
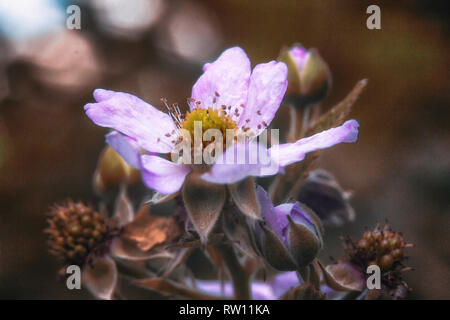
[345,222,411,272]
[45,201,119,267]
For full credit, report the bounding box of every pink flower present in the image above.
[84,47,358,195]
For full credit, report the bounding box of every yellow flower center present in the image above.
[180,107,236,145]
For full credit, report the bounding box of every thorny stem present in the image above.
[215,243,251,300]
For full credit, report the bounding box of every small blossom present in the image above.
[84,46,358,195]
[84,46,359,241]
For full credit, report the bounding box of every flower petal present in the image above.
[238,61,288,135]
[85,89,177,153]
[289,46,309,72]
[191,47,250,116]
[271,271,299,298]
[201,142,279,184]
[105,131,141,169]
[256,186,289,243]
[195,280,276,300]
[270,119,359,167]
[140,155,191,194]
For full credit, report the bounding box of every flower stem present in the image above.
[215,244,251,300]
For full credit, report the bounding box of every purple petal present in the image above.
[200,142,279,184]
[271,271,299,297]
[105,131,141,169]
[270,119,359,167]
[251,282,277,300]
[289,46,309,71]
[288,204,317,236]
[238,61,288,135]
[256,186,289,245]
[140,155,191,194]
[195,280,233,297]
[85,89,177,153]
[195,280,276,300]
[191,47,250,116]
[256,186,320,249]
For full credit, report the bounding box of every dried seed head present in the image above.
[45,201,119,267]
[343,222,411,273]
[325,222,414,299]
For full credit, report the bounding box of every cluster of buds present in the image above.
[45,201,119,267]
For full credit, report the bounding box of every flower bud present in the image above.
[94,146,139,194]
[254,186,323,271]
[278,44,331,104]
[297,170,355,226]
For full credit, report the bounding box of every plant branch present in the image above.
[215,243,251,300]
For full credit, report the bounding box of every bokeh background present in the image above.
[0,0,448,299]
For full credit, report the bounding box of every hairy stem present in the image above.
[215,244,251,300]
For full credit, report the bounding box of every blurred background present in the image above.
[0,0,448,299]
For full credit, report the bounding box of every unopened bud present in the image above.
[94,146,139,193]
[286,204,323,268]
[297,170,355,226]
[279,44,331,104]
[255,186,323,270]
